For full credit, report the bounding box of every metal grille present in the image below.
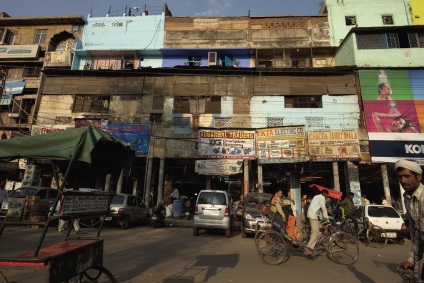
[152,96,164,109]
[214,118,232,127]
[410,33,424,48]
[387,33,399,48]
[73,95,110,113]
[356,33,387,49]
[305,117,324,128]
[267,118,284,127]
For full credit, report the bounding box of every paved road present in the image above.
[0,224,409,283]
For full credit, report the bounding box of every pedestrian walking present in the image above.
[395,160,424,281]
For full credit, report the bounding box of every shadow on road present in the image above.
[347,264,376,283]
[160,253,239,283]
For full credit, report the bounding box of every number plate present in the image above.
[203,210,219,215]
[105,216,112,221]
[385,232,397,238]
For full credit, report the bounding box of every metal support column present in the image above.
[116,169,123,194]
[381,165,392,206]
[157,158,165,206]
[332,162,340,192]
[145,158,153,207]
[243,160,249,196]
[257,164,263,192]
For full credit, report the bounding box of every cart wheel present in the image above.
[366,225,387,248]
[257,231,288,265]
[328,232,359,265]
[78,266,117,283]
[121,216,130,230]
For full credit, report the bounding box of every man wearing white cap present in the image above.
[395,159,424,281]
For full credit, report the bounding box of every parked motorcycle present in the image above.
[182,197,194,220]
[151,203,166,228]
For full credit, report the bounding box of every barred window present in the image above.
[173,97,190,113]
[285,96,322,108]
[23,66,41,77]
[73,95,110,113]
[34,29,47,44]
[357,31,424,49]
[305,117,324,128]
[382,16,393,25]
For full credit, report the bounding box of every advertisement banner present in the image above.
[256,126,306,164]
[195,159,243,175]
[107,122,149,154]
[308,129,360,161]
[359,70,424,163]
[198,130,256,159]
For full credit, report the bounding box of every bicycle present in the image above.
[257,220,359,265]
[342,217,387,248]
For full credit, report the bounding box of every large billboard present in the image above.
[198,130,256,159]
[359,70,424,164]
[256,126,306,164]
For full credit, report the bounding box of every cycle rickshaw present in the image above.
[255,185,359,265]
[0,126,134,282]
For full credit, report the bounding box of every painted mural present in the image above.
[359,70,424,164]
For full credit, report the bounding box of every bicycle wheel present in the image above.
[343,219,356,236]
[254,224,272,248]
[78,266,117,283]
[366,225,387,248]
[257,231,288,265]
[328,232,359,265]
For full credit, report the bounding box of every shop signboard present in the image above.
[31,125,73,136]
[106,122,149,154]
[44,50,71,66]
[256,126,306,164]
[0,45,40,59]
[195,159,243,175]
[198,130,255,159]
[308,129,360,161]
[359,70,424,164]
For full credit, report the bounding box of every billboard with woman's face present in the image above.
[359,70,424,164]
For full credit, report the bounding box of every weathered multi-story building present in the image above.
[0,12,85,183]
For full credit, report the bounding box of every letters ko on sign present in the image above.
[405,144,424,154]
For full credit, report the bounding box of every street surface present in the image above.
[0,224,409,283]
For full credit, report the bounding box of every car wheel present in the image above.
[241,224,247,238]
[225,228,231,238]
[193,227,199,236]
[121,216,130,230]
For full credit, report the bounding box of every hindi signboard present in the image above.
[195,159,243,175]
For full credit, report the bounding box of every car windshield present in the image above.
[198,192,226,205]
[111,195,125,205]
[9,188,38,198]
[245,194,272,206]
[368,206,400,218]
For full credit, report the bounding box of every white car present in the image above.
[356,204,408,242]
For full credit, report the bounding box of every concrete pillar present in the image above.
[157,158,165,206]
[116,169,124,194]
[381,165,392,206]
[104,174,111,192]
[144,158,153,207]
[257,164,263,191]
[346,161,361,205]
[332,162,340,192]
[289,171,301,217]
[243,160,249,196]
[132,179,138,196]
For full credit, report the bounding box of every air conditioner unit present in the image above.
[208,52,217,66]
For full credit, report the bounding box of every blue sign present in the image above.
[106,122,149,154]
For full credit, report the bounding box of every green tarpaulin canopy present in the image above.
[0,126,135,176]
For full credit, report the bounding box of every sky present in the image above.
[2,0,324,18]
